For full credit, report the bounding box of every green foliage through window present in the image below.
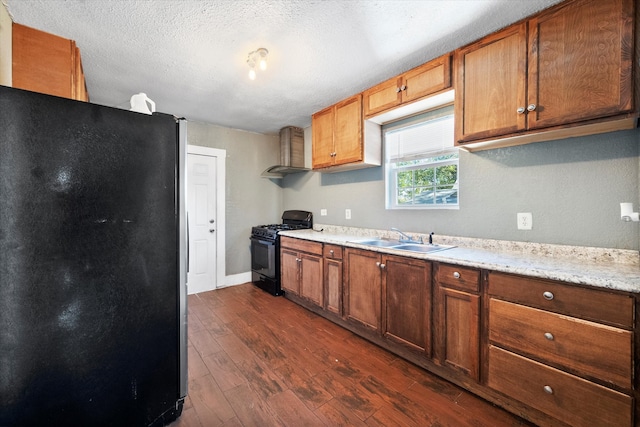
[384,106,458,209]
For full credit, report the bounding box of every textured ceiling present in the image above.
[5,0,562,135]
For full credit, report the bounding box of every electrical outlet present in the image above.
[320,209,327,216]
[517,212,532,230]
[345,209,351,219]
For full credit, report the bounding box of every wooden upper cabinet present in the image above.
[364,54,452,118]
[333,95,363,165]
[455,23,527,143]
[12,23,89,101]
[311,94,377,171]
[455,0,634,147]
[527,0,634,129]
[311,106,335,169]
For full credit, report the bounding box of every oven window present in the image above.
[251,238,275,278]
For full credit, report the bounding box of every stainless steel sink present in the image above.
[349,238,455,253]
[391,244,455,253]
[349,238,401,247]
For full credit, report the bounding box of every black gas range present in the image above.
[250,210,313,296]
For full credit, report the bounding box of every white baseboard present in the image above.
[187,271,252,295]
[223,271,252,287]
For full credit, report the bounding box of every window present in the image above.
[384,105,458,209]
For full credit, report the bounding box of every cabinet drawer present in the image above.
[488,346,632,427]
[489,299,632,389]
[488,272,633,328]
[436,264,479,293]
[323,244,343,260]
[280,236,322,256]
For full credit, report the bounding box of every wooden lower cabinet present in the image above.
[280,237,323,306]
[323,244,343,315]
[433,264,481,381]
[281,248,301,295]
[488,346,632,427]
[487,271,635,427]
[343,248,382,332]
[284,240,638,427]
[382,255,432,355]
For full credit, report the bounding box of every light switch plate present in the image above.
[345,209,351,219]
[517,212,532,230]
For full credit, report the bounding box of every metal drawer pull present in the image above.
[329,250,334,255]
[542,291,554,301]
[527,104,537,111]
[516,107,525,114]
[453,271,461,279]
[543,385,553,395]
[544,332,554,341]
[380,263,386,269]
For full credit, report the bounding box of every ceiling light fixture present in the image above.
[247,48,268,80]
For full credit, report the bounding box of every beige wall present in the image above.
[186,121,282,275]
[283,128,640,251]
[0,1,11,86]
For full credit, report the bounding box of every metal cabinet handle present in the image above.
[543,385,553,395]
[209,229,215,233]
[517,107,526,114]
[380,263,386,269]
[396,87,401,93]
[453,271,461,279]
[376,261,381,267]
[543,291,554,301]
[209,219,215,223]
[329,250,334,255]
[544,332,554,341]
[296,258,301,262]
[400,85,407,91]
[527,104,537,112]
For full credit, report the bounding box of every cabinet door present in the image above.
[435,286,480,380]
[312,106,335,169]
[324,258,342,315]
[527,0,633,129]
[383,255,432,355]
[363,76,402,117]
[402,54,451,104]
[280,249,300,295]
[12,23,75,99]
[344,248,381,332]
[333,95,363,166]
[72,47,89,102]
[299,253,323,307]
[455,23,527,144]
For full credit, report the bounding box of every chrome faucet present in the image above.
[391,228,423,244]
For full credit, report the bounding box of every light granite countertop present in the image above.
[279,224,640,294]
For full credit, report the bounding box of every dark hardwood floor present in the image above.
[170,283,532,427]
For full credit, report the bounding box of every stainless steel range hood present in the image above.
[261,126,310,178]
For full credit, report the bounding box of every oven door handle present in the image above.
[250,236,276,246]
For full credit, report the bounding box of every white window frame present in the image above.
[384,105,458,210]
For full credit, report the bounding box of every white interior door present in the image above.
[187,153,217,294]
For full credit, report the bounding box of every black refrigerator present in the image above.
[0,86,188,426]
